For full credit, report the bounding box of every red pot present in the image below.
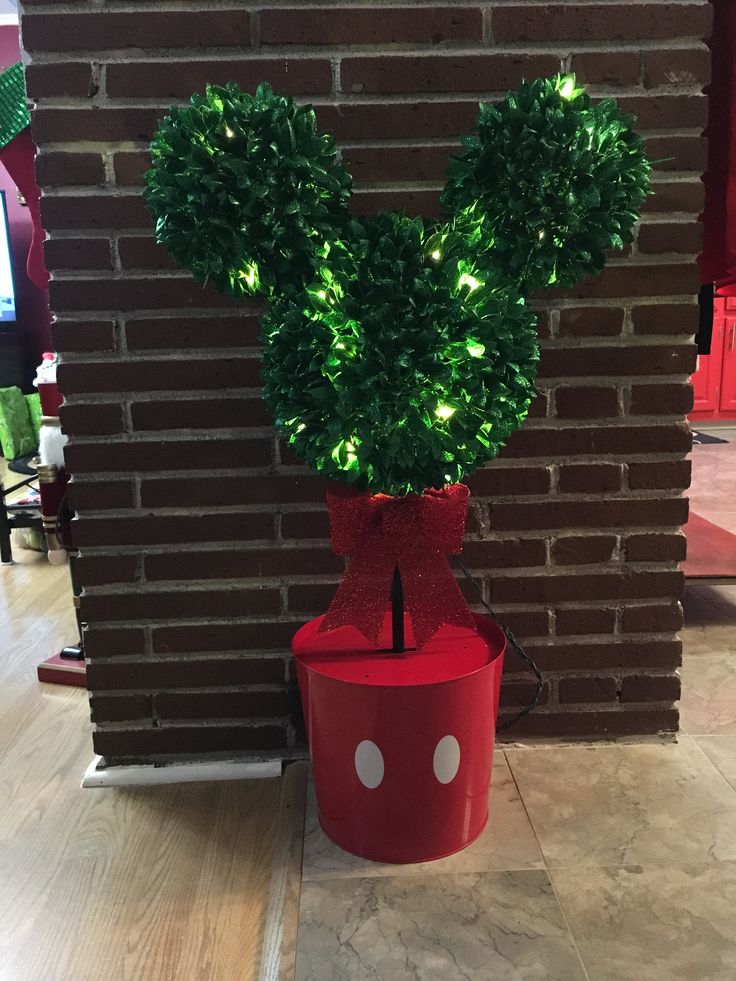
[38,381,62,417]
[292,612,505,864]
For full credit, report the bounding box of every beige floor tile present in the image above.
[690,442,736,534]
[681,624,736,658]
[552,862,736,981]
[505,740,736,868]
[302,754,544,881]
[694,736,736,791]
[296,869,587,981]
[680,653,736,735]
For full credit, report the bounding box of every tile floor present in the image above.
[294,581,736,980]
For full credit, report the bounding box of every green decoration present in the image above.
[442,75,651,293]
[25,393,42,439]
[0,63,29,151]
[144,82,353,299]
[145,74,650,496]
[0,386,37,460]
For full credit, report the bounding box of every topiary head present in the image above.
[145,76,649,497]
[263,212,539,495]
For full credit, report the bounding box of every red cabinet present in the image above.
[690,297,736,421]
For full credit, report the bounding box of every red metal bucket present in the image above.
[292,612,505,863]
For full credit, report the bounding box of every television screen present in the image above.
[0,190,16,323]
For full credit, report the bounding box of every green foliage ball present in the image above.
[144,82,352,299]
[442,75,651,292]
[262,212,540,495]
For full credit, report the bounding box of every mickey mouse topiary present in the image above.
[145,76,650,496]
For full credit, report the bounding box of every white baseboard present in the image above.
[82,755,283,788]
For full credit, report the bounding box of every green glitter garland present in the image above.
[0,63,30,150]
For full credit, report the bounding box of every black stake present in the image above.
[391,565,405,653]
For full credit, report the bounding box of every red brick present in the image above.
[107,59,332,99]
[630,383,694,416]
[152,620,303,654]
[552,536,617,566]
[622,603,684,633]
[262,7,481,44]
[494,4,710,42]
[620,674,681,703]
[145,546,343,582]
[466,466,550,497]
[118,237,176,272]
[558,464,623,494]
[341,54,559,95]
[569,52,641,87]
[58,357,261,394]
[538,343,696,378]
[351,188,443,218]
[631,304,698,335]
[617,95,708,131]
[75,554,140,587]
[25,62,94,99]
[625,533,687,563]
[628,460,692,491]
[556,264,699,300]
[638,222,703,255]
[131,397,271,431]
[555,386,620,420]
[32,107,163,144]
[557,307,623,338]
[492,609,551,639]
[86,656,284,687]
[318,101,478,142]
[524,640,681,672]
[489,571,682,605]
[342,144,455,183]
[81,587,281,622]
[462,538,547,570]
[44,238,113,272]
[90,694,152,724]
[558,676,618,704]
[74,513,274,547]
[126,315,262,352]
[644,48,711,88]
[93,723,287,761]
[555,607,617,635]
[59,402,124,436]
[41,194,150,231]
[49,277,237,312]
[23,10,251,51]
[141,474,324,508]
[68,479,135,511]
[52,320,116,353]
[36,151,104,187]
[65,437,272,475]
[154,689,288,721]
[500,680,550,708]
[287,583,338,613]
[83,625,146,659]
[644,180,705,215]
[113,152,150,187]
[505,423,691,459]
[646,135,707,173]
[489,497,688,531]
[282,510,330,540]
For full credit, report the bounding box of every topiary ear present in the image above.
[144,82,353,300]
[441,75,651,293]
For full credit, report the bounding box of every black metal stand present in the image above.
[391,565,405,653]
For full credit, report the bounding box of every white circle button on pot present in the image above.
[354,740,384,789]
[433,735,461,784]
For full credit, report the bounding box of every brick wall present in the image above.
[21,0,709,763]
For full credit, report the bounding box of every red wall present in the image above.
[0,23,50,379]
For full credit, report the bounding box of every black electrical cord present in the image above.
[455,557,545,732]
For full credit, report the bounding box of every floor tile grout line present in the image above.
[546,868,593,981]
[684,733,736,797]
[502,747,551,869]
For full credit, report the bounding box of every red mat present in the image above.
[37,654,86,688]
[683,512,736,579]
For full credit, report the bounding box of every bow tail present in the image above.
[319,537,397,647]
[400,546,475,648]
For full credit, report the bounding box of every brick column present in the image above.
[21,1,710,762]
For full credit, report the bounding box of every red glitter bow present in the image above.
[319,482,476,649]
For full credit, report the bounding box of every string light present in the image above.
[239,263,259,289]
[458,272,482,292]
[224,125,235,139]
[466,341,485,358]
[430,249,441,261]
[558,76,576,100]
[435,404,456,420]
